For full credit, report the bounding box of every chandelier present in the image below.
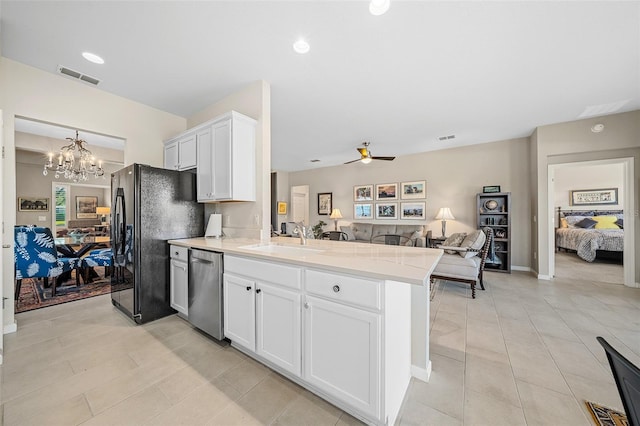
[43,130,105,182]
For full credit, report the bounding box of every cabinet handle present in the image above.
[333,285,340,293]
[246,286,252,291]
[256,288,262,294]
[174,251,179,256]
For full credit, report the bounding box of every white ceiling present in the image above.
[2,1,639,172]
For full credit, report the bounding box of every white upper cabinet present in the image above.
[197,111,256,202]
[164,133,196,171]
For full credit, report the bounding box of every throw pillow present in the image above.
[559,218,568,228]
[442,233,467,254]
[576,217,597,229]
[565,216,587,226]
[593,216,619,229]
[458,230,487,258]
[340,225,356,241]
[615,218,624,229]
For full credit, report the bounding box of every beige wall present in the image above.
[288,137,532,269]
[1,57,187,332]
[532,110,640,283]
[554,163,625,211]
[188,80,272,240]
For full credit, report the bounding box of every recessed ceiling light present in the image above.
[369,0,390,15]
[293,39,310,54]
[591,123,605,133]
[82,52,104,64]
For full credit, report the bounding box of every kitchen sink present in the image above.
[239,244,324,256]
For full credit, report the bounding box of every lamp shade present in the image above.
[329,208,343,219]
[435,207,455,220]
[96,206,111,215]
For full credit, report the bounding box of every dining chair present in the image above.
[14,226,81,298]
[597,336,640,425]
[81,248,113,283]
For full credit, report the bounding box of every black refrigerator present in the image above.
[111,164,204,324]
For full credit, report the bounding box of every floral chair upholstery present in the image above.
[14,226,81,299]
[81,248,113,282]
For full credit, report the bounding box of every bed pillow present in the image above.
[615,218,624,229]
[575,217,597,229]
[560,218,568,228]
[442,233,467,254]
[593,215,619,229]
[565,216,587,226]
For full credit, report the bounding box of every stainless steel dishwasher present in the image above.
[188,249,224,340]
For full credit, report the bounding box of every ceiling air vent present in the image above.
[438,135,456,141]
[57,65,101,86]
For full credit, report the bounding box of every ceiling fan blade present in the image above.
[371,156,395,161]
[344,158,361,164]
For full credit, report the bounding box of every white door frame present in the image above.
[547,157,636,287]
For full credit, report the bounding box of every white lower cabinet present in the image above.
[169,246,189,315]
[303,295,380,418]
[223,255,411,425]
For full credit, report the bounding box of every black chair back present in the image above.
[597,336,640,425]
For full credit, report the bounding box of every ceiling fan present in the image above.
[344,142,395,164]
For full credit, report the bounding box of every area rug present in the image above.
[15,267,111,313]
[585,401,628,426]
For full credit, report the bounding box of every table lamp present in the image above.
[96,206,111,225]
[434,207,455,237]
[329,208,343,231]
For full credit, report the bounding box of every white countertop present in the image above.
[168,236,443,286]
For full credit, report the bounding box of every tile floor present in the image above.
[1,252,638,425]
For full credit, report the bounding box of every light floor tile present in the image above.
[516,380,589,426]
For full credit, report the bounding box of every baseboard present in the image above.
[3,321,17,334]
[537,274,551,280]
[411,360,432,382]
[511,265,531,272]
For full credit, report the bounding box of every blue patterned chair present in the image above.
[14,226,82,299]
[81,248,113,283]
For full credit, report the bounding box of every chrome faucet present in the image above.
[294,221,308,245]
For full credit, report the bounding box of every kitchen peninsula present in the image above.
[168,236,442,425]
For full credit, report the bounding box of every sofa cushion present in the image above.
[433,254,481,281]
[442,233,466,254]
[370,224,397,242]
[340,225,356,241]
[351,223,373,241]
[458,230,486,258]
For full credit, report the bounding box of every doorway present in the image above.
[548,157,636,287]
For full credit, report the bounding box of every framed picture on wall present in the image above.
[400,202,426,219]
[353,184,373,201]
[400,181,426,199]
[354,203,373,219]
[570,188,618,206]
[76,196,98,218]
[318,192,332,215]
[376,183,397,200]
[376,202,397,219]
[277,201,287,215]
[18,197,49,211]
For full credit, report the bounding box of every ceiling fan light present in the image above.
[361,157,373,164]
[369,0,390,16]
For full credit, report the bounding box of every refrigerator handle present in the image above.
[114,188,126,265]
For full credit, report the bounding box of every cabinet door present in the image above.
[256,282,301,376]
[196,127,213,201]
[303,295,380,417]
[178,134,197,170]
[169,259,188,315]
[223,273,256,351]
[164,140,179,170]
[212,119,232,200]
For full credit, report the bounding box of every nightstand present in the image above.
[428,236,448,248]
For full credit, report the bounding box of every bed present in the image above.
[555,208,624,262]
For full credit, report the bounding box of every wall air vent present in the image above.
[57,65,101,86]
[310,159,321,162]
[438,135,456,141]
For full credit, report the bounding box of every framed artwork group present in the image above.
[353,180,426,220]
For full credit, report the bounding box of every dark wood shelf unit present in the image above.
[477,192,511,273]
